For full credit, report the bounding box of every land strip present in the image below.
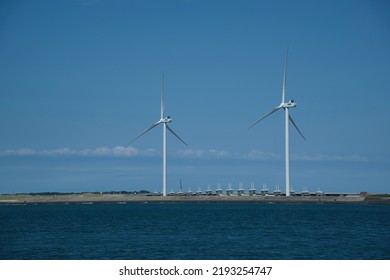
[1,193,389,204]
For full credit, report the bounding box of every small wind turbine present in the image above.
[130,74,187,196]
[249,51,305,197]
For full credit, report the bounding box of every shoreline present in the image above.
[1,193,389,204]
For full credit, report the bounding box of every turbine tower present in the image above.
[130,74,187,196]
[249,51,305,196]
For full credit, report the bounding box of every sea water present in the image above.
[0,203,389,259]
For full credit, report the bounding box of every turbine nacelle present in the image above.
[281,100,296,108]
[160,116,172,123]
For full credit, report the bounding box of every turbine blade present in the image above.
[161,73,164,119]
[249,106,282,129]
[130,121,161,144]
[166,124,188,146]
[282,49,288,103]
[289,114,306,140]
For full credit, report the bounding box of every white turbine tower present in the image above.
[130,74,187,196]
[249,51,305,197]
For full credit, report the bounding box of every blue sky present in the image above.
[1,0,389,194]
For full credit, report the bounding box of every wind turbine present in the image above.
[130,74,187,196]
[249,51,305,197]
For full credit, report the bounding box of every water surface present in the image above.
[1,203,389,259]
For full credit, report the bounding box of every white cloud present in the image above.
[292,153,369,162]
[0,147,369,163]
[78,146,141,157]
[176,148,231,158]
[40,148,77,156]
[242,149,281,160]
[241,150,368,162]
[2,148,37,156]
[0,146,156,158]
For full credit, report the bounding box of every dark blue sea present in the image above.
[1,203,389,260]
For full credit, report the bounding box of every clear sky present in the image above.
[1,0,389,194]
